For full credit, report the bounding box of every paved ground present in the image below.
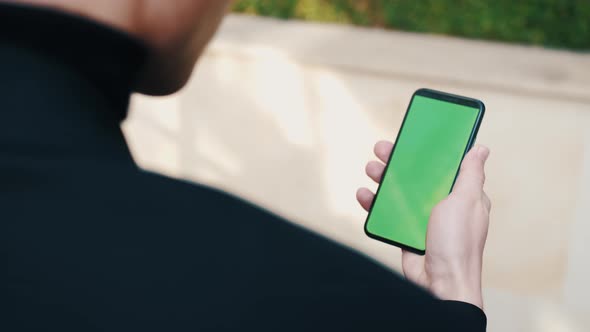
[124,14,590,331]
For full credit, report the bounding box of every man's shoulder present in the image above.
[123,168,266,219]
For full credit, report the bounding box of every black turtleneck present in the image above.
[0,3,486,332]
[0,3,144,165]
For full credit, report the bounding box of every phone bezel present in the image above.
[363,88,486,255]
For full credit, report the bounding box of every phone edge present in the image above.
[363,88,485,256]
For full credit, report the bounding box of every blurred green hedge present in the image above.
[232,0,590,50]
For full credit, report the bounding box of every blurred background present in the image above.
[124,1,590,331]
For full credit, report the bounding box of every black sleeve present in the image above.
[134,174,488,332]
[438,301,487,331]
[2,169,487,331]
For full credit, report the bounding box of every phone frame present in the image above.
[363,88,486,255]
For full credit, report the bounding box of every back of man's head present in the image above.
[4,0,231,95]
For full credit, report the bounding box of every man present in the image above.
[0,1,491,330]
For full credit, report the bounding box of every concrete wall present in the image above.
[124,15,590,331]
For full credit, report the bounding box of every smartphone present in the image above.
[364,88,485,255]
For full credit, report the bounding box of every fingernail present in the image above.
[477,146,490,161]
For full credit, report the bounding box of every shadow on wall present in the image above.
[127,47,396,264]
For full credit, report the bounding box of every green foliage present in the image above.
[232,0,590,50]
[232,0,298,19]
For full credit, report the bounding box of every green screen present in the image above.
[366,94,479,251]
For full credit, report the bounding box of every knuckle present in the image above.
[483,192,492,212]
[479,195,490,207]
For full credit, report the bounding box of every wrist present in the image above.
[429,270,483,310]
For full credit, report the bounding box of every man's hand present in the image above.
[357,141,491,309]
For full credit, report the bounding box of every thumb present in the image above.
[453,145,490,195]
